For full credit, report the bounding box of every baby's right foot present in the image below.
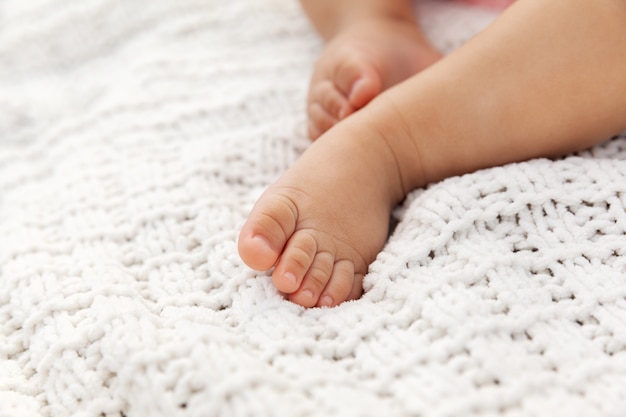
[306,17,442,140]
[238,100,419,307]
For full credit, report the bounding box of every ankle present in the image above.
[332,102,424,206]
[357,89,436,197]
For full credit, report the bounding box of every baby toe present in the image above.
[238,190,299,271]
[333,59,382,109]
[317,259,355,308]
[272,230,317,294]
[289,251,334,308]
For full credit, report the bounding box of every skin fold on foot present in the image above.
[305,16,441,140]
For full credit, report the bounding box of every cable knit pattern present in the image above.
[1,1,625,416]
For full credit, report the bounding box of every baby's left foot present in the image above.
[306,17,441,140]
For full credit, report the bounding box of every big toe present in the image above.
[334,58,383,110]
[238,191,298,271]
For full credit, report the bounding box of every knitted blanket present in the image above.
[1,1,625,416]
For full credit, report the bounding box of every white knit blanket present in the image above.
[2,1,625,416]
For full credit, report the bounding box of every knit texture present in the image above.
[1,1,625,416]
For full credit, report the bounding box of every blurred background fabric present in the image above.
[1,1,625,416]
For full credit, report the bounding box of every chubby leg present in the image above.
[300,0,441,140]
[240,0,626,307]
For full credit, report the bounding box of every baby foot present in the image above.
[306,17,441,140]
[238,107,413,307]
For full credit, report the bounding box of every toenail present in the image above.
[284,272,297,284]
[301,289,314,299]
[349,78,365,99]
[252,235,272,250]
[320,295,333,307]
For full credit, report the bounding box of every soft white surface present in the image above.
[1,1,625,416]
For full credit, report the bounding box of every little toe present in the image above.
[346,273,364,302]
[317,259,355,308]
[289,251,334,308]
[271,230,318,294]
[238,191,298,271]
